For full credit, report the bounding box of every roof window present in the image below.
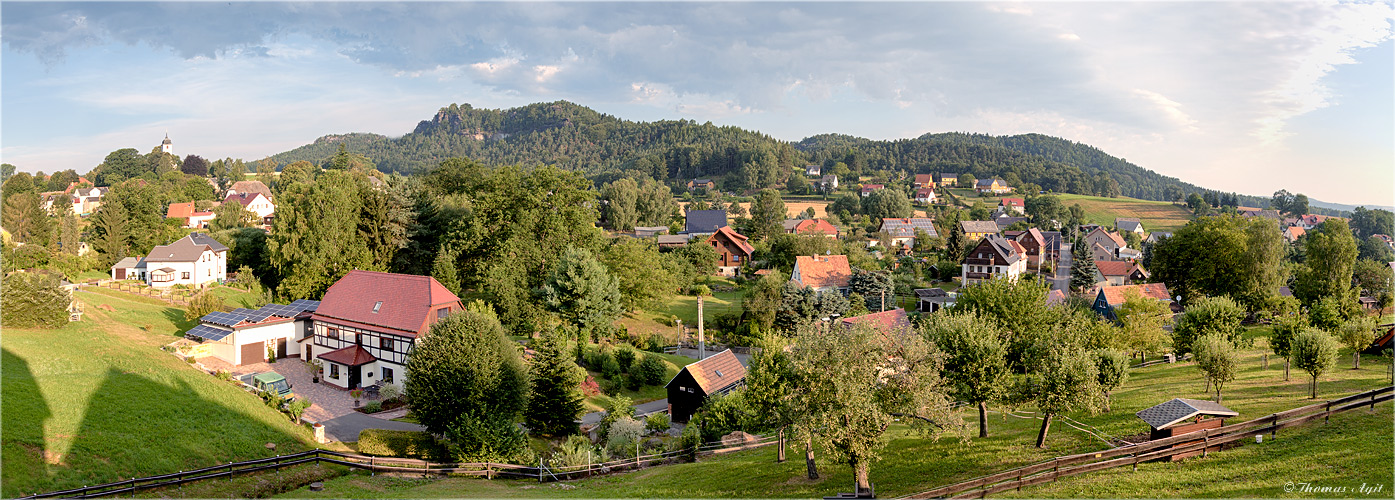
[715,369,724,377]
[372,301,382,313]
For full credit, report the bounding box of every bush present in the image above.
[604,417,646,458]
[579,375,602,397]
[215,370,233,381]
[549,435,601,469]
[634,354,668,386]
[362,401,383,413]
[692,389,759,442]
[288,398,312,424]
[356,429,448,461]
[1172,295,1246,356]
[596,395,635,442]
[379,383,401,401]
[623,373,643,391]
[614,346,636,373]
[601,356,622,380]
[645,412,671,433]
[185,290,226,322]
[0,271,70,329]
[679,419,702,461]
[645,334,666,353]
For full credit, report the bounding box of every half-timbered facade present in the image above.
[309,270,462,391]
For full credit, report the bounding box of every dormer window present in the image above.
[372,301,383,313]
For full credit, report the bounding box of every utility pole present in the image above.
[697,294,706,360]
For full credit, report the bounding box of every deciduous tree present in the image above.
[1171,296,1245,356]
[1022,342,1102,448]
[924,312,1010,437]
[405,310,529,438]
[1337,316,1378,370]
[1290,329,1339,399]
[1193,334,1239,402]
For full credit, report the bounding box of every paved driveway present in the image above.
[581,398,671,425]
[318,412,426,442]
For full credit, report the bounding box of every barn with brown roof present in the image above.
[666,349,747,422]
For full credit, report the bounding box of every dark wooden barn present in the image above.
[1136,398,1237,461]
[665,349,746,422]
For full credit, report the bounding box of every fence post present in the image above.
[1202,429,1209,458]
[1325,402,1331,424]
[227,462,233,482]
[487,462,493,480]
[1372,392,1378,410]
[1271,414,1278,438]
[370,456,374,477]
[538,458,543,483]
[1262,354,1267,370]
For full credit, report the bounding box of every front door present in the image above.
[276,338,287,358]
[348,365,361,389]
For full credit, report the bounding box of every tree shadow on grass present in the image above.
[163,307,198,335]
[46,368,311,494]
[2,348,52,497]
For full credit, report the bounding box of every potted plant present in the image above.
[308,359,323,384]
[350,388,364,407]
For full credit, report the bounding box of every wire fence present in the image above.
[13,432,782,499]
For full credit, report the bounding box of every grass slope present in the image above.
[1056,193,1194,233]
[1,288,317,497]
[282,326,1391,498]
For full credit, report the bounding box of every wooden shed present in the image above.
[1136,398,1237,461]
[665,349,746,423]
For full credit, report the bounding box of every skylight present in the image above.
[715,370,724,377]
[372,301,383,313]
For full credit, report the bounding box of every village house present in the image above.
[666,349,746,422]
[111,233,228,287]
[1095,260,1150,286]
[1092,283,1174,321]
[913,174,936,189]
[309,270,463,391]
[686,179,717,192]
[684,210,728,236]
[1295,214,1339,230]
[792,254,852,296]
[841,308,913,332]
[165,201,217,229]
[961,220,1000,240]
[975,178,1012,194]
[184,300,320,367]
[1146,231,1173,245]
[227,180,273,200]
[224,191,276,225]
[914,187,937,204]
[1238,208,1281,220]
[993,215,1029,232]
[1115,218,1145,236]
[819,174,839,191]
[878,217,940,250]
[999,197,1025,215]
[961,234,1027,286]
[655,234,693,249]
[1085,226,1130,262]
[782,218,840,238]
[706,226,755,276]
[805,164,822,176]
[937,173,958,187]
[860,184,885,197]
[1003,228,1047,271]
[1283,226,1307,244]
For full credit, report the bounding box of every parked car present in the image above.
[239,372,294,398]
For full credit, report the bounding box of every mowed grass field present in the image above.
[1057,193,1194,233]
[1,286,319,497]
[281,326,1392,498]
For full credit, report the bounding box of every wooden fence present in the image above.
[899,385,1393,499]
[15,433,781,499]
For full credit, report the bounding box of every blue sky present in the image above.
[2,1,1392,207]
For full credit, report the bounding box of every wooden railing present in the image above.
[14,433,781,499]
[899,385,1393,499]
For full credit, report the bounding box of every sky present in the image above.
[2,1,1393,208]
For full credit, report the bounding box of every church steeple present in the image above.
[161,132,173,155]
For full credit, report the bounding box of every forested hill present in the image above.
[267,100,1328,212]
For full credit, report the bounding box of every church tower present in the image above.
[161,133,173,155]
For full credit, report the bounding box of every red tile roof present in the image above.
[1045,289,1067,306]
[1094,260,1137,277]
[1000,197,1025,207]
[840,309,912,333]
[710,226,755,256]
[318,345,377,367]
[861,184,885,193]
[795,255,852,289]
[794,219,839,236]
[312,270,462,337]
[224,192,266,207]
[679,349,746,394]
[1099,283,1172,306]
[167,201,194,219]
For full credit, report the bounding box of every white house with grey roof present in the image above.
[112,233,228,288]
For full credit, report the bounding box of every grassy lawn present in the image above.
[208,284,270,309]
[1,288,319,497]
[282,326,1391,498]
[1056,193,1194,233]
[581,350,695,411]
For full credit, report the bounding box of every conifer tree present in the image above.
[525,332,586,436]
[1069,236,1100,293]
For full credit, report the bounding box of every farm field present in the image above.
[1,287,319,498]
[281,326,1393,498]
[1056,193,1194,233]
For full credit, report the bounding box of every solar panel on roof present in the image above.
[231,308,257,315]
[201,311,248,327]
[186,324,232,341]
[245,310,275,322]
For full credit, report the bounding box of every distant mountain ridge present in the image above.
[267,100,1367,215]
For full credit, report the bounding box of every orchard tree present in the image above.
[525,332,586,436]
[1269,313,1307,381]
[1023,342,1102,448]
[540,246,623,334]
[790,321,957,494]
[1093,348,1129,411]
[1192,334,1239,402]
[744,334,800,463]
[602,237,677,312]
[924,312,1010,437]
[1115,289,1172,360]
[1171,295,1245,356]
[1290,329,1339,399]
[1336,316,1378,370]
